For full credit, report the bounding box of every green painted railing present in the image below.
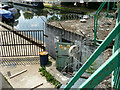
[94,0,107,42]
[94,1,117,43]
[64,22,120,89]
[112,2,117,10]
[112,2,120,89]
[64,2,120,89]
[106,1,110,17]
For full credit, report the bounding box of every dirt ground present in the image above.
[48,14,116,41]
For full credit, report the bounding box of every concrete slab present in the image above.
[1,73,13,89]
[46,57,70,85]
[0,26,7,31]
[0,64,54,89]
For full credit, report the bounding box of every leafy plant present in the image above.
[39,66,62,88]
[85,57,97,74]
[39,66,45,72]
[47,61,52,65]
[86,62,96,74]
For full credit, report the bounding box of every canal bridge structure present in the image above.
[65,1,120,89]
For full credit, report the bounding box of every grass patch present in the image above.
[39,66,62,88]
[46,60,52,65]
[44,4,87,14]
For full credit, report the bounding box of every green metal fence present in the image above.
[65,1,120,89]
[112,2,120,89]
[94,0,107,42]
[94,0,116,43]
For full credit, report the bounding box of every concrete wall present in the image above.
[45,24,104,70]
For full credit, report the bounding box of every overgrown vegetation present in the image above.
[46,61,52,65]
[44,4,87,14]
[85,57,97,74]
[86,62,97,74]
[39,66,62,88]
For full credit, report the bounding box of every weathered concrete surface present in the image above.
[46,22,104,70]
[47,16,115,40]
[46,57,70,85]
[1,73,13,89]
[0,26,7,31]
[0,22,54,89]
[0,56,40,66]
[0,63,54,89]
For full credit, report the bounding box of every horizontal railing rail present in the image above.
[64,22,120,89]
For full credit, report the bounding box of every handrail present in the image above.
[65,1,120,89]
[79,48,120,88]
[112,2,120,89]
[94,0,107,42]
[64,22,120,89]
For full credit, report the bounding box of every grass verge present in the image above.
[39,66,62,88]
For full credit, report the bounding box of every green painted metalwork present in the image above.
[94,1,119,43]
[56,42,73,71]
[113,2,117,10]
[64,22,120,89]
[106,2,110,17]
[106,1,115,18]
[112,2,120,89]
[94,0,115,43]
[79,48,120,89]
[64,1,120,90]
[94,1,107,42]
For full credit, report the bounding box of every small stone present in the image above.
[100,29,104,31]
[80,19,86,23]
[71,25,74,27]
[76,24,79,26]
[82,32,85,34]
[106,28,109,31]
[87,35,90,37]
[83,15,89,19]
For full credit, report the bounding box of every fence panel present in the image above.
[0,30,45,57]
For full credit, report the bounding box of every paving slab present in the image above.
[0,64,55,89]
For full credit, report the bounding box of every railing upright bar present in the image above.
[106,1,110,16]
[65,22,120,89]
[79,49,120,88]
[94,1,107,42]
